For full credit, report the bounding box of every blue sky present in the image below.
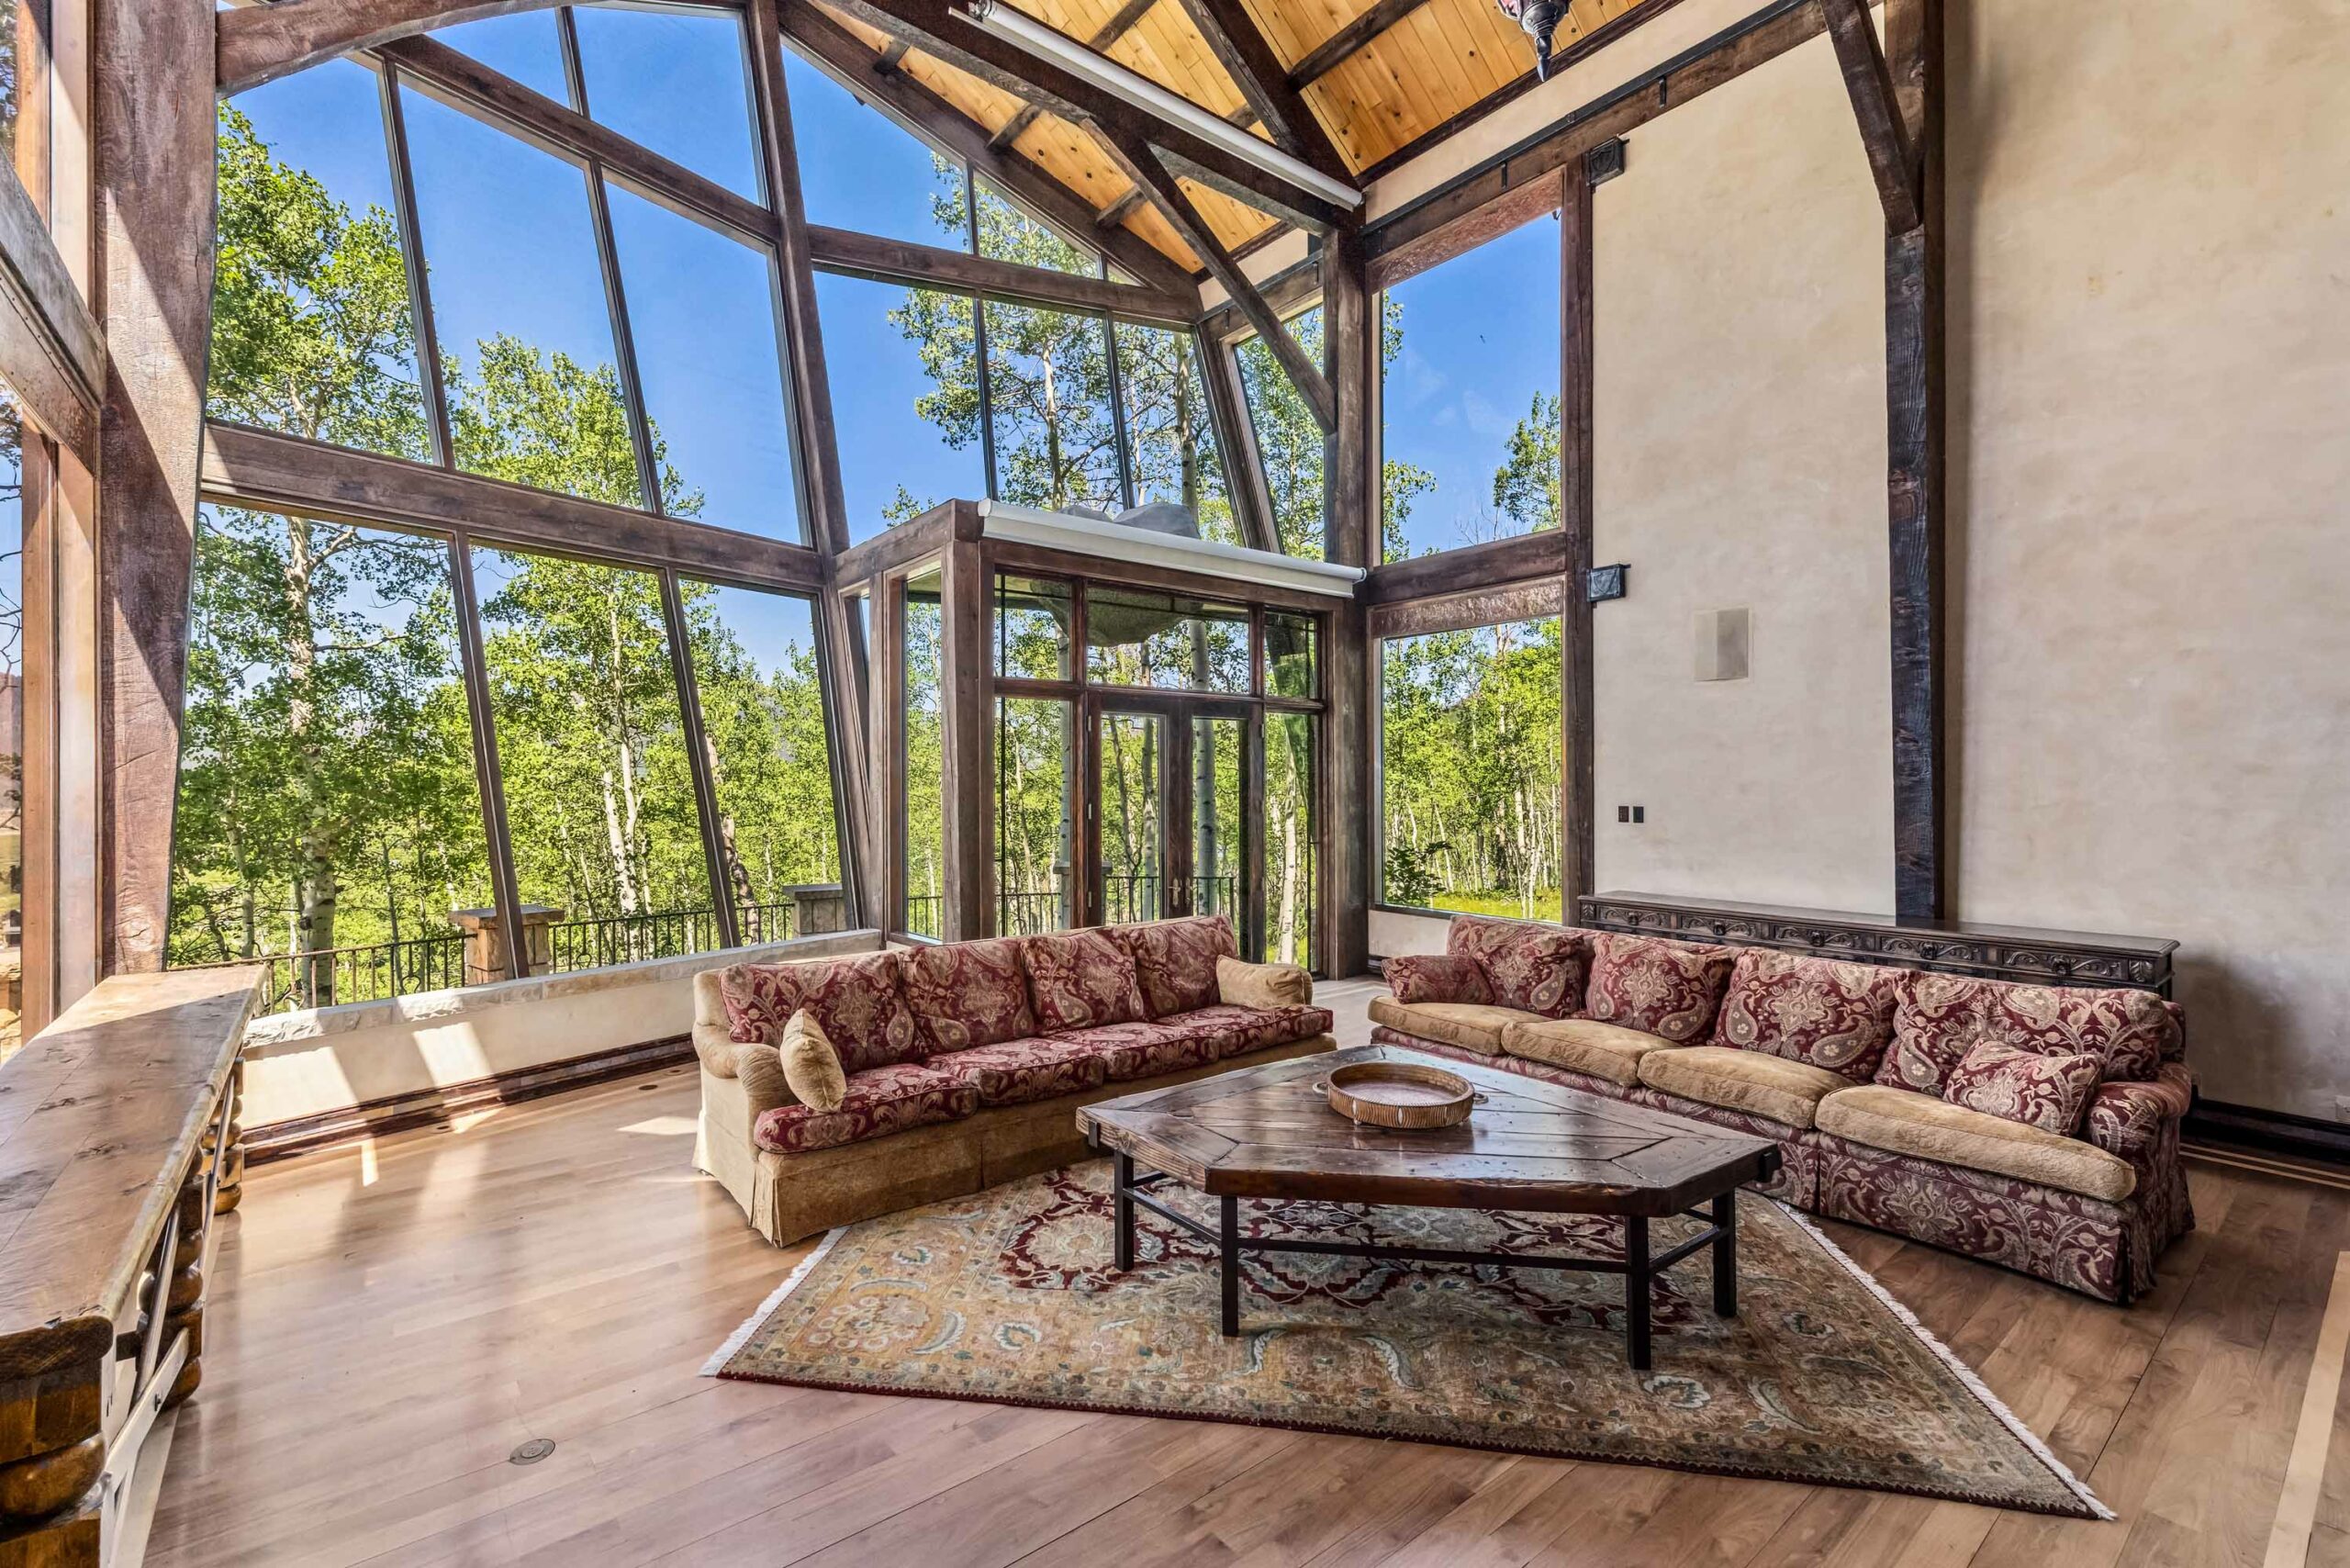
[1381,214,1561,560]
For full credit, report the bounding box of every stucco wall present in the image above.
[1590,28,1897,913]
[1946,0,2350,1115]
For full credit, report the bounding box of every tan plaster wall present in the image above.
[1590,28,1897,913]
[1947,0,2350,1115]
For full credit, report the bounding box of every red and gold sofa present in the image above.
[1372,917,2194,1303]
[694,915,1334,1244]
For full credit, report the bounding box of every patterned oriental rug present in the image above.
[705,1161,2109,1518]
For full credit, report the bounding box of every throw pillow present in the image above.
[1943,1038,2101,1137]
[1445,916,1592,1017]
[1216,956,1312,1009]
[1024,928,1147,1031]
[779,1009,847,1114]
[1710,948,1901,1081]
[1382,954,1494,1006]
[1583,934,1735,1043]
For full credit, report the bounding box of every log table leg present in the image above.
[1625,1215,1652,1371]
[1219,1196,1240,1338]
[1712,1191,1739,1318]
[1113,1153,1135,1272]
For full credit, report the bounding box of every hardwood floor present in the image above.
[147,979,2350,1567]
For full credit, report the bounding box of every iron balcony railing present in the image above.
[904,876,1239,938]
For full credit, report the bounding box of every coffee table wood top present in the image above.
[1078,1046,1781,1216]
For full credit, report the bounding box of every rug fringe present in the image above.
[701,1227,845,1377]
[1773,1202,2117,1522]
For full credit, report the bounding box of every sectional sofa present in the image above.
[694,915,1335,1244]
[1372,916,2195,1303]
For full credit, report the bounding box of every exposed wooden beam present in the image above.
[808,222,1197,322]
[199,422,830,590]
[1881,0,1943,917]
[1096,186,1148,230]
[379,33,779,246]
[1357,528,1568,604]
[1366,0,1820,266]
[1821,0,1921,232]
[0,164,98,463]
[988,0,1160,154]
[1199,254,1318,341]
[1196,332,1277,553]
[1172,0,1348,176]
[1559,153,1596,919]
[1286,0,1434,91]
[778,3,1199,301]
[829,0,1348,233]
[1108,134,1332,431]
[218,0,570,96]
[98,0,218,972]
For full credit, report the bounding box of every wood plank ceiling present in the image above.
[812,0,1655,275]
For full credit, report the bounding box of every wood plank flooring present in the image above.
[146,978,2350,1567]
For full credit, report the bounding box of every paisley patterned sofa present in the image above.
[1372,917,2195,1303]
[694,915,1334,1244]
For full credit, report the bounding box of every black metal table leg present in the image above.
[1712,1190,1738,1318]
[1113,1152,1136,1271]
[1219,1195,1240,1337]
[1625,1214,1651,1371]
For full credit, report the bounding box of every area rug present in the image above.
[705,1161,2109,1518]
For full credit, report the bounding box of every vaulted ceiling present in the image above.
[810,0,1662,274]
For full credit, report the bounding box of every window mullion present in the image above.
[448,532,532,980]
[378,64,454,468]
[1102,315,1135,510]
[660,568,741,952]
[968,175,1001,502]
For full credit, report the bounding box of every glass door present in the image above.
[1185,713,1246,927]
[1090,698,1254,936]
[1094,707,1169,924]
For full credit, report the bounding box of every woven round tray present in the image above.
[1313,1061,1484,1129]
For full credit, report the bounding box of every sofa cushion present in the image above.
[1024,928,1147,1031]
[2085,1064,2195,1164]
[778,1011,846,1113]
[1062,1019,1225,1082]
[929,1034,1108,1108]
[1365,996,1528,1056]
[1217,957,1312,1009]
[901,936,1036,1052]
[1501,1017,1674,1089]
[1163,1002,1334,1058]
[752,1061,979,1154]
[1109,915,1239,1017]
[1585,934,1735,1043]
[1817,1084,2137,1203]
[1446,916,1592,1017]
[1710,949,1900,1082]
[1877,973,2180,1096]
[1383,954,1494,1006]
[1637,1045,1852,1130]
[717,951,925,1073]
[1942,1039,2101,1136]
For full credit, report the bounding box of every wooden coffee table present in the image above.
[1076,1045,1781,1369]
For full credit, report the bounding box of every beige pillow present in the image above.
[1217,957,1312,1009]
[730,1042,797,1117]
[780,1009,847,1113]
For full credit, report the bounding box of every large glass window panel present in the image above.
[403,87,642,506]
[1238,308,1326,560]
[815,271,983,541]
[901,568,945,938]
[1379,618,1562,920]
[994,574,1071,680]
[1265,711,1316,969]
[605,184,799,537]
[472,548,718,971]
[432,12,571,104]
[1086,588,1247,691]
[1097,710,1165,924]
[995,698,1074,935]
[781,47,969,250]
[168,509,493,1012]
[574,5,762,200]
[982,299,1121,510]
[1190,715,1244,924]
[1118,324,1237,545]
[212,62,431,461]
[1381,218,1561,563]
[975,180,1093,275]
[681,583,841,946]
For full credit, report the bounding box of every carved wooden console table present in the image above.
[0,968,261,1566]
[1575,893,2177,995]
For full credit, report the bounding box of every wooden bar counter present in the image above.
[0,969,261,1567]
